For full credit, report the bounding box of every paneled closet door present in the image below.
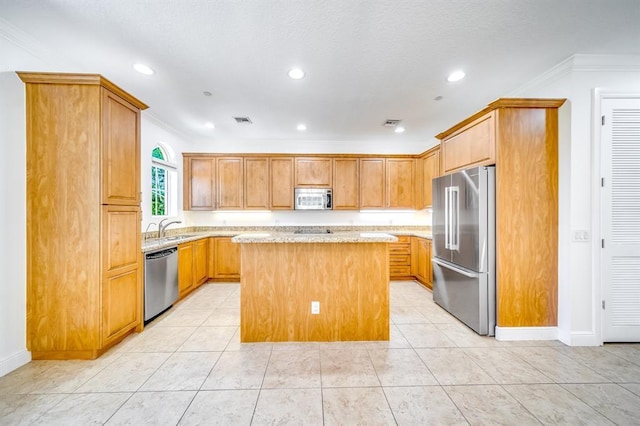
[601,97,640,342]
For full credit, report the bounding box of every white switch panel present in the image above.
[572,230,590,242]
[311,301,320,314]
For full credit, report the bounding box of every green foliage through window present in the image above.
[151,146,167,216]
[152,146,165,161]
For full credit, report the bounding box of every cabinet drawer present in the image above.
[390,266,412,276]
[390,244,411,255]
[390,254,411,266]
[394,235,411,244]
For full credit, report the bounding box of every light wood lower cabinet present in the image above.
[389,236,412,279]
[411,237,432,289]
[178,239,209,299]
[212,237,241,281]
[178,243,195,298]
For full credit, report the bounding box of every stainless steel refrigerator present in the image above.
[432,166,496,336]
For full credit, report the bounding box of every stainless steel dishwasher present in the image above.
[144,247,179,322]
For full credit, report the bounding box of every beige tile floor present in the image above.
[2,281,640,425]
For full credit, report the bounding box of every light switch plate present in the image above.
[311,301,320,314]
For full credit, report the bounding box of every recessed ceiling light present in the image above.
[447,70,465,82]
[297,124,307,131]
[434,95,443,101]
[203,91,212,97]
[288,68,305,80]
[205,122,215,129]
[133,63,155,75]
[394,126,405,133]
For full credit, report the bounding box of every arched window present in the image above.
[151,144,177,217]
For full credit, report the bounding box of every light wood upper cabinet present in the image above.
[19,72,147,359]
[270,157,294,210]
[440,111,495,173]
[217,157,243,210]
[419,147,440,209]
[184,157,216,210]
[359,158,386,209]
[333,158,359,210]
[387,158,414,209]
[101,90,141,205]
[244,157,270,210]
[295,157,332,187]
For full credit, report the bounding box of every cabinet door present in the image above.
[333,158,359,210]
[185,157,216,210]
[101,89,141,205]
[387,158,414,209]
[193,238,209,286]
[417,238,429,282]
[178,242,195,298]
[244,157,270,210]
[270,158,294,209]
[426,239,433,287]
[217,157,243,209]
[442,112,495,173]
[422,149,440,208]
[102,205,141,345]
[359,158,385,209]
[295,157,332,187]
[213,237,241,280]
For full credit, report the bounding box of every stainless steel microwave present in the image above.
[294,188,332,210]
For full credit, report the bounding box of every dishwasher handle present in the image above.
[146,247,178,260]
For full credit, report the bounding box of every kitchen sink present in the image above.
[161,233,197,241]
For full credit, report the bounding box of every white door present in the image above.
[602,97,640,342]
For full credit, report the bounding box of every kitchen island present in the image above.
[232,232,397,342]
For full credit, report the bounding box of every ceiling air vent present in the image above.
[383,119,401,127]
[233,116,252,124]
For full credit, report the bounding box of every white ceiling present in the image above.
[1,0,640,152]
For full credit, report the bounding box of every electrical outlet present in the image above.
[311,301,320,314]
[572,230,590,242]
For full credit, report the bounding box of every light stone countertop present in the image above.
[231,231,398,244]
[142,227,431,252]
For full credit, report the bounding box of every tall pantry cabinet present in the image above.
[19,72,148,360]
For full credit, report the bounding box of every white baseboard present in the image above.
[564,331,599,347]
[0,350,31,377]
[495,326,558,341]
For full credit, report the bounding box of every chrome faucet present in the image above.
[158,218,182,238]
[144,222,157,241]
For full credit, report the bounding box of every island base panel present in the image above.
[240,242,390,342]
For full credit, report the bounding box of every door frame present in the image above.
[593,90,640,345]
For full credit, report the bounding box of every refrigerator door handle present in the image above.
[444,187,450,249]
[433,257,478,278]
[450,186,459,250]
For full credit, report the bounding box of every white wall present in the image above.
[511,54,640,345]
[140,115,192,230]
[0,72,29,376]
